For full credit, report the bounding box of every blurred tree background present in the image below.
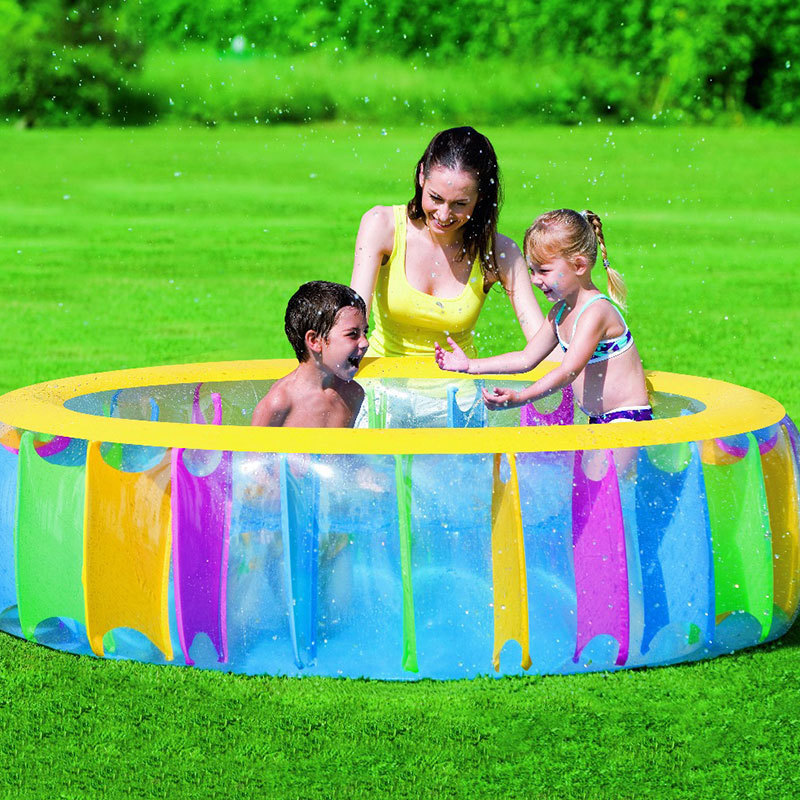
[1,0,797,126]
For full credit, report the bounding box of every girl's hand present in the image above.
[435,337,470,373]
[482,386,523,410]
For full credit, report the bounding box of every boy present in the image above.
[252,281,369,427]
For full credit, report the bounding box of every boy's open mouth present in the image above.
[347,354,363,368]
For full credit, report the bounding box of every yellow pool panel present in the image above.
[83,442,173,660]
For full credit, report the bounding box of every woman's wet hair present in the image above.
[285,281,367,361]
[408,126,502,275]
[523,209,628,307]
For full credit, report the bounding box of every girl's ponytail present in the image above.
[583,210,627,308]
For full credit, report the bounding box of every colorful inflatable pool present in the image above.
[0,358,797,679]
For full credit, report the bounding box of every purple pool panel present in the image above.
[520,385,575,428]
[171,448,232,664]
[171,387,230,665]
[523,386,631,668]
[0,445,18,612]
[192,384,223,426]
[571,449,629,666]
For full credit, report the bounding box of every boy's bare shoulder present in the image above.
[335,378,365,422]
[252,375,293,427]
[342,378,365,405]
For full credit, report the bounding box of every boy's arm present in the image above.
[435,313,558,375]
[252,385,291,427]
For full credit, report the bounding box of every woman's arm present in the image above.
[350,205,396,318]
[493,235,545,342]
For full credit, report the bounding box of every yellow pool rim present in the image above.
[0,358,787,455]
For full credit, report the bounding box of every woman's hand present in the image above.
[435,337,470,372]
[482,386,523,411]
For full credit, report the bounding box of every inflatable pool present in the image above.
[0,358,797,679]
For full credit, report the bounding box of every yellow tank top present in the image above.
[368,206,488,357]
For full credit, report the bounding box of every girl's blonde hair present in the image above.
[523,209,627,308]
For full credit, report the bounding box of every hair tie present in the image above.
[603,258,610,270]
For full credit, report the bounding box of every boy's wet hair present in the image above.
[285,281,367,361]
[408,126,502,276]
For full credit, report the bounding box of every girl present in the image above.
[435,209,651,423]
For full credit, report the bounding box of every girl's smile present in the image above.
[529,256,576,302]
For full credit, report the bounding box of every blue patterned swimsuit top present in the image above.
[555,293,634,364]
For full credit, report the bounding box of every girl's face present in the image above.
[528,256,579,303]
[418,165,479,236]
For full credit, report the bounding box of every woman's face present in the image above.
[418,165,479,236]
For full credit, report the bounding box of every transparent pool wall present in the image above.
[0,378,798,680]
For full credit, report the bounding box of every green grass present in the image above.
[2,629,800,798]
[0,123,799,798]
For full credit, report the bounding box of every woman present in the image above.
[350,126,546,358]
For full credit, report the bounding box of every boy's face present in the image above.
[319,306,369,381]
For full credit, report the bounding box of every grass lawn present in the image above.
[1,122,799,798]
